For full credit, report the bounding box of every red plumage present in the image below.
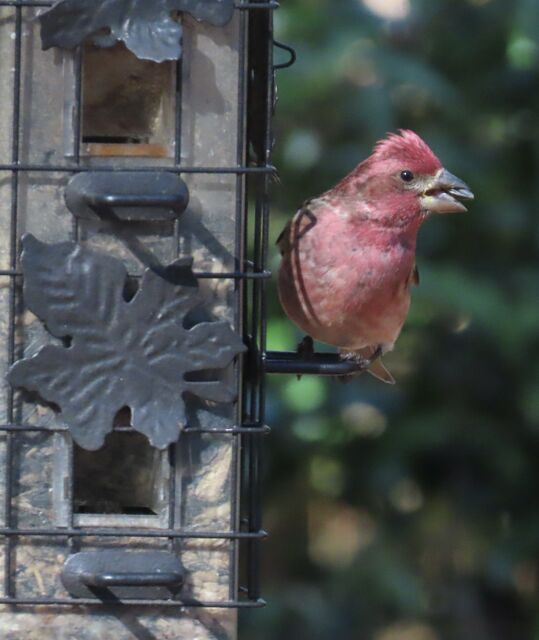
[277,130,473,383]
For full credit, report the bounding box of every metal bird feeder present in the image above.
[0,0,287,637]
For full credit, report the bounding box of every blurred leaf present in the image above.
[245,1,539,638]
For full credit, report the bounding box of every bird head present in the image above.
[364,129,474,216]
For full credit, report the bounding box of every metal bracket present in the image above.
[61,551,184,600]
[65,171,190,222]
[263,351,369,376]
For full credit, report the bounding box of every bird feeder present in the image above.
[0,0,281,637]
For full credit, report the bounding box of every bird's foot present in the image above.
[340,345,382,370]
[297,335,314,358]
[296,336,314,379]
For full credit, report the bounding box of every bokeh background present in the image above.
[241,0,539,639]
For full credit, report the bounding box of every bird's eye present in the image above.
[400,170,414,182]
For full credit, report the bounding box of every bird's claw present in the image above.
[297,335,314,358]
[340,345,382,370]
[296,336,314,379]
[338,346,384,384]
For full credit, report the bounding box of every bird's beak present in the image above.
[420,168,474,214]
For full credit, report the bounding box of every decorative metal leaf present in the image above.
[8,234,246,450]
[39,0,235,62]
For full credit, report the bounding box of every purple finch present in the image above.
[277,130,473,383]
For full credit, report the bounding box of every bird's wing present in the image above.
[276,199,318,256]
[275,219,291,255]
[406,262,419,287]
[413,263,420,285]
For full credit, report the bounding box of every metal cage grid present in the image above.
[0,0,280,609]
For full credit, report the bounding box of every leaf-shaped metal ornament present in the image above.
[39,0,235,62]
[8,235,246,450]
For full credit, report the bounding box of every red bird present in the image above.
[277,130,473,383]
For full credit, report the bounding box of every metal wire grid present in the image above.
[0,0,279,608]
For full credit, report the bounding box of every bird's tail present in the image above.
[339,345,395,384]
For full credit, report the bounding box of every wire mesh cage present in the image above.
[0,0,281,637]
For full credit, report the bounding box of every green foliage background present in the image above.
[242,0,539,638]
